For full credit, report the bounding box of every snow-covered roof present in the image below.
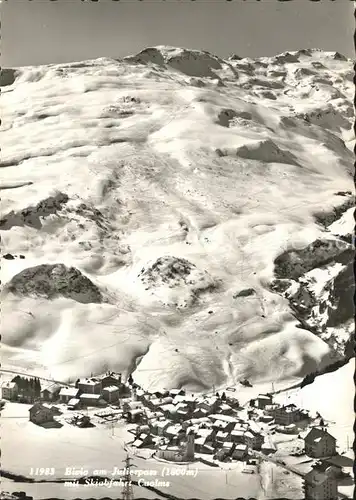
[195,436,207,445]
[209,414,237,423]
[103,385,119,392]
[129,408,144,415]
[219,403,232,411]
[169,389,184,396]
[79,393,101,399]
[165,424,183,435]
[222,442,234,449]
[59,387,79,397]
[304,427,336,445]
[161,403,176,412]
[257,394,272,400]
[68,398,80,405]
[231,430,245,436]
[1,382,17,389]
[78,378,101,386]
[156,420,170,428]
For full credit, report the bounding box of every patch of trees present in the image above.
[12,376,41,398]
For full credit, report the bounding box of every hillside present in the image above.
[0,46,353,390]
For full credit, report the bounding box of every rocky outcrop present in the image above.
[5,263,102,304]
[233,288,256,298]
[0,192,69,230]
[0,68,18,87]
[313,195,354,228]
[271,234,354,356]
[273,238,353,281]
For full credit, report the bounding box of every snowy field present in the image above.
[1,46,353,394]
[274,358,355,453]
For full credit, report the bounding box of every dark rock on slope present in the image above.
[5,263,102,304]
[273,238,353,280]
[0,192,69,230]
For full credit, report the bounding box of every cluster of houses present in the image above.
[1,376,342,473]
[0,372,127,425]
[121,389,270,463]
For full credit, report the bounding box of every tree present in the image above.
[221,392,226,401]
[128,374,133,385]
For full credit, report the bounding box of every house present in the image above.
[231,430,245,444]
[226,395,240,410]
[273,404,303,425]
[222,441,235,456]
[198,396,220,413]
[40,384,60,402]
[304,428,336,458]
[161,396,173,405]
[202,444,215,455]
[232,444,248,460]
[136,424,150,436]
[304,466,338,500]
[261,437,277,454]
[67,398,80,410]
[102,386,120,404]
[135,388,145,401]
[164,424,184,444]
[208,413,237,424]
[1,382,18,401]
[264,404,279,414]
[79,393,102,407]
[313,461,343,479]
[127,409,145,423]
[29,403,56,425]
[156,445,185,462]
[259,414,274,423]
[132,433,152,448]
[169,389,185,397]
[59,387,79,403]
[218,403,233,415]
[253,394,273,409]
[209,417,235,433]
[77,378,102,395]
[147,397,163,411]
[123,400,142,412]
[194,435,210,453]
[160,403,176,418]
[153,420,171,436]
[214,448,230,462]
[99,372,122,389]
[191,407,209,419]
[216,431,230,444]
[244,431,264,450]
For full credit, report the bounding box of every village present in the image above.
[0,372,353,500]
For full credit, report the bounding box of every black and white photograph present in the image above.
[0,1,354,499]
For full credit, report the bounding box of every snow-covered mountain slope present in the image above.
[1,46,354,391]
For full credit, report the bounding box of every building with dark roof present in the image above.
[304,428,336,458]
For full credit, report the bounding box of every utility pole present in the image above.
[122,454,135,500]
